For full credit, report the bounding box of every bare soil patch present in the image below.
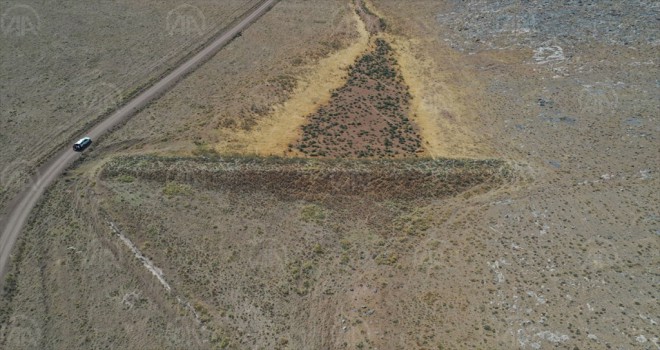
[292,39,423,158]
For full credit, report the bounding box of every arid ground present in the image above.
[1,0,658,349]
[0,0,265,210]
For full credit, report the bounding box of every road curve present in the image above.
[0,0,279,280]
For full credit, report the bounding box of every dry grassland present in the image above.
[0,0,264,210]
[1,0,657,349]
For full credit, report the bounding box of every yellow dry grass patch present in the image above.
[388,35,495,159]
[214,9,370,156]
[214,0,494,160]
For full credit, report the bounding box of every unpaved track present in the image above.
[0,0,279,280]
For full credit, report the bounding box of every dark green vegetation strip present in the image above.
[101,155,510,200]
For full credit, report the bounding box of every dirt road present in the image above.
[0,0,279,280]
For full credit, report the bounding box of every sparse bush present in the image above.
[301,205,326,222]
[375,251,399,265]
[292,38,421,158]
[116,174,135,183]
[162,182,192,196]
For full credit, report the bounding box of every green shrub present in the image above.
[300,205,326,222]
[116,174,135,183]
[162,182,192,196]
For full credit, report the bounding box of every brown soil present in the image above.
[292,39,422,158]
[100,155,509,201]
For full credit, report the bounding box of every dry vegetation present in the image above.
[0,0,264,211]
[93,0,361,158]
[0,153,512,349]
[292,39,422,158]
[354,0,385,35]
[1,0,658,349]
[100,155,508,201]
